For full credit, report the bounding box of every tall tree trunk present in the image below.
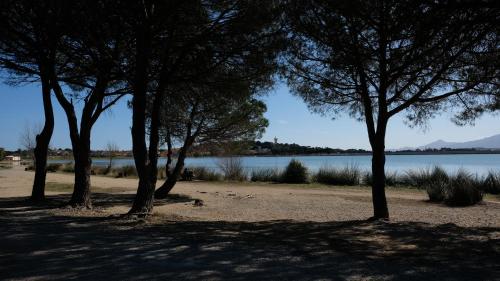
[31,77,54,201]
[128,14,154,216]
[369,128,389,219]
[69,130,92,208]
[155,144,190,199]
[51,80,90,207]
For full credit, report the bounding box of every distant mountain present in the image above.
[419,134,500,149]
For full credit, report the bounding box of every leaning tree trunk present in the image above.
[31,77,54,201]
[370,133,389,219]
[155,146,189,199]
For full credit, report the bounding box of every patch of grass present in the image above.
[0,163,12,170]
[190,166,223,181]
[157,166,167,180]
[312,165,360,186]
[481,171,500,194]
[91,166,110,176]
[402,168,433,188]
[250,168,282,183]
[484,193,500,202]
[45,182,128,194]
[112,165,137,178]
[46,163,63,172]
[217,157,247,181]
[282,159,308,184]
[45,182,73,192]
[362,171,403,186]
[60,163,75,173]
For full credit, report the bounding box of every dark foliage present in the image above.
[281,159,308,183]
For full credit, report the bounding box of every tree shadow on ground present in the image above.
[0,194,499,281]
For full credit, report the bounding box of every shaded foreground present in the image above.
[0,194,499,281]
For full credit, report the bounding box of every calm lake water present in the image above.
[49,154,500,175]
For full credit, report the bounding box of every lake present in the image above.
[49,154,500,175]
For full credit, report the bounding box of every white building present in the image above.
[5,155,21,161]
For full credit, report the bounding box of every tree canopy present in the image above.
[282,0,499,218]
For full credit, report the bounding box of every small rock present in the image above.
[193,199,204,207]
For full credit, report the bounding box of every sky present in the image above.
[0,82,498,151]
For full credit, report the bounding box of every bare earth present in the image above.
[0,165,499,280]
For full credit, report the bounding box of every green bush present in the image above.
[250,168,282,182]
[313,165,360,186]
[481,171,500,194]
[424,166,449,202]
[444,170,483,206]
[424,168,483,206]
[281,159,308,183]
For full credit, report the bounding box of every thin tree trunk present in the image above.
[165,130,173,179]
[31,77,54,201]
[155,145,189,199]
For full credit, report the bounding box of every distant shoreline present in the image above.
[43,150,500,160]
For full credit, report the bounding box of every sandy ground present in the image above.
[1,165,499,227]
[0,165,499,280]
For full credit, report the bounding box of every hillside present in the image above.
[419,134,500,149]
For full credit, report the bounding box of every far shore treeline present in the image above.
[4,141,500,160]
[0,0,498,219]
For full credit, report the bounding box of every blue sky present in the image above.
[0,82,498,151]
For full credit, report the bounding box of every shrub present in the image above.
[60,163,75,173]
[385,171,402,186]
[281,159,308,183]
[444,170,483,206]
[482,171,500,194]
[46,163,62,172]
[91,166,109,175]
[191,166,223,181]
[424,166,449,202]
[362,170,402,186]
[250,168,282,182]
[403,168,433,188]
[217,157,247,181]
[25,164,35,171]
[112,165,137,178]
[157,166,167,180]
[313,165,360,186]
